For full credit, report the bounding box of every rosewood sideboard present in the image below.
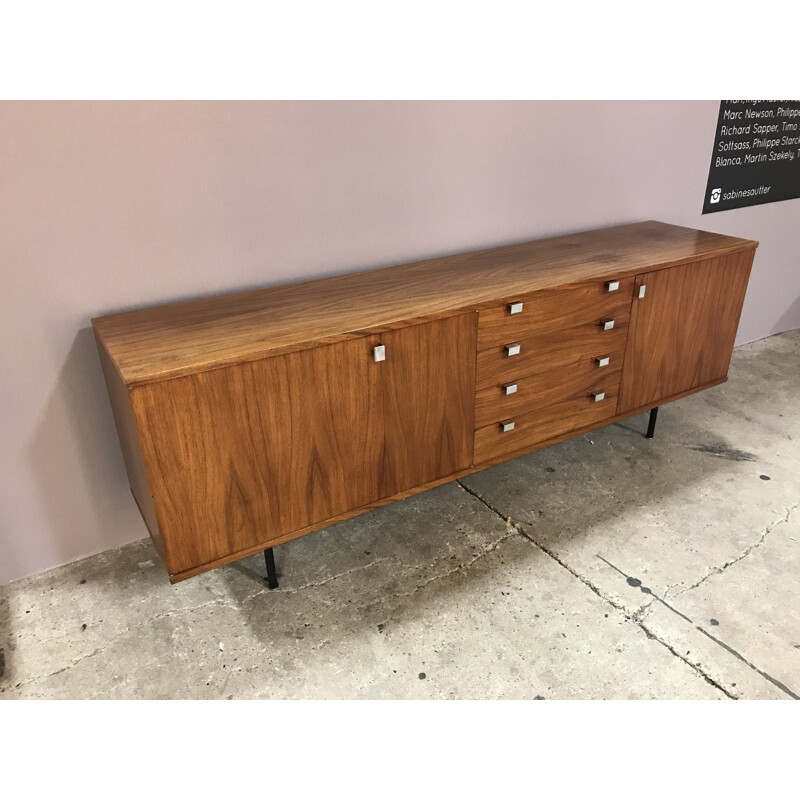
[92,221,758,585]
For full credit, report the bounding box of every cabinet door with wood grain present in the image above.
[379,313,477,496]
[617,249,755,413]
[131,338,384,575]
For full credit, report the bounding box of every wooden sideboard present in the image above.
[92,221,758,584]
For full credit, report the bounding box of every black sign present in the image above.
[702,100,800,214]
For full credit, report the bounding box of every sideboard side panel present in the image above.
[94,334,168,565]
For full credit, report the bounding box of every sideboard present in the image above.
[92,221,758,585]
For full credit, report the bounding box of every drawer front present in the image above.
[475,359,622,428]
[475,319,628,392]
[473,376,620,465]
[477,275,635,351]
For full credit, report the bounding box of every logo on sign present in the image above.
[710,188,722,203]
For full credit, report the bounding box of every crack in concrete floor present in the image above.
[6,593,239,690]
[666,501,800,600]
[457,480,737,699]
[457,473,800,701]
[460,426,800,701]
[10,454,793,698]
[1,507,522,693]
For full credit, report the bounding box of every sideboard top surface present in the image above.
[92,220,758,386]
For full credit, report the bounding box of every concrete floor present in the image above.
[2,330,798,700]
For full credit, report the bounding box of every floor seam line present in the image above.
[695,626,799,700]
[455,478,737,699]
[516,526,737,699]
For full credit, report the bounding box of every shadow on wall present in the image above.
[774,295,800,336]
[22,326,144,578]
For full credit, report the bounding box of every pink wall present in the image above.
[2,101,798,584]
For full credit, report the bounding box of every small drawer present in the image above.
[474,363,622,428]
[476,319,628,392]
[477,275,635,351]
[473,377,620,465]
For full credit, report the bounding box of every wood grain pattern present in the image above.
[92,221,757,386]
[168,376,727,582]
[130,314,476,576]
[94,335,167,565]
[473,375,621,465]
[476,275,635,351]
[92,221,758,584]
[380,313,477,494]
[617,250,755,413]
[475,362,622,428]
[131,336,385,575]
[476,318,629,391]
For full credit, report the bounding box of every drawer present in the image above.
[473,375,620,465]
[477,275,635,351]
[475,358,622,427]
[475,318,628,392]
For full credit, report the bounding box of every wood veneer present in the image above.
[475,364,623,429]
[474,376,621,464]
[95,341,166,564]
[128,314,476,576]
[131,336,385,573]
[92,220,758,583]
[475,320,629,392]
[476,275,636,351]
[618,249,754,412]
[93,221,756,386]
[379,313,477,493]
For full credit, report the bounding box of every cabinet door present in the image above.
[132,338,383,575]
[617,250,754,413]
[379,313,477,496]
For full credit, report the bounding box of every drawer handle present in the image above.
[599,318,615,331]
[605,280,620,292]
[638,284,647,299]
[500,419,516,432]
[373,345,386,362]
[596,356,610,368]
[502,382,518,395]
[591,391,606,402]
[507,301,523,315]
[505,343,521,357]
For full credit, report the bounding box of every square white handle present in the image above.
[502,382,518,395]
[505,343,521,357]
[500,420,515,432]
[508,301,523,314]
[373,345,386,362]
[605,280,620,292]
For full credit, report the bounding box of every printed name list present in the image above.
[702,101,800,213]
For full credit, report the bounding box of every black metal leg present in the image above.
[646,407,659,439]
[264,548,278,589]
